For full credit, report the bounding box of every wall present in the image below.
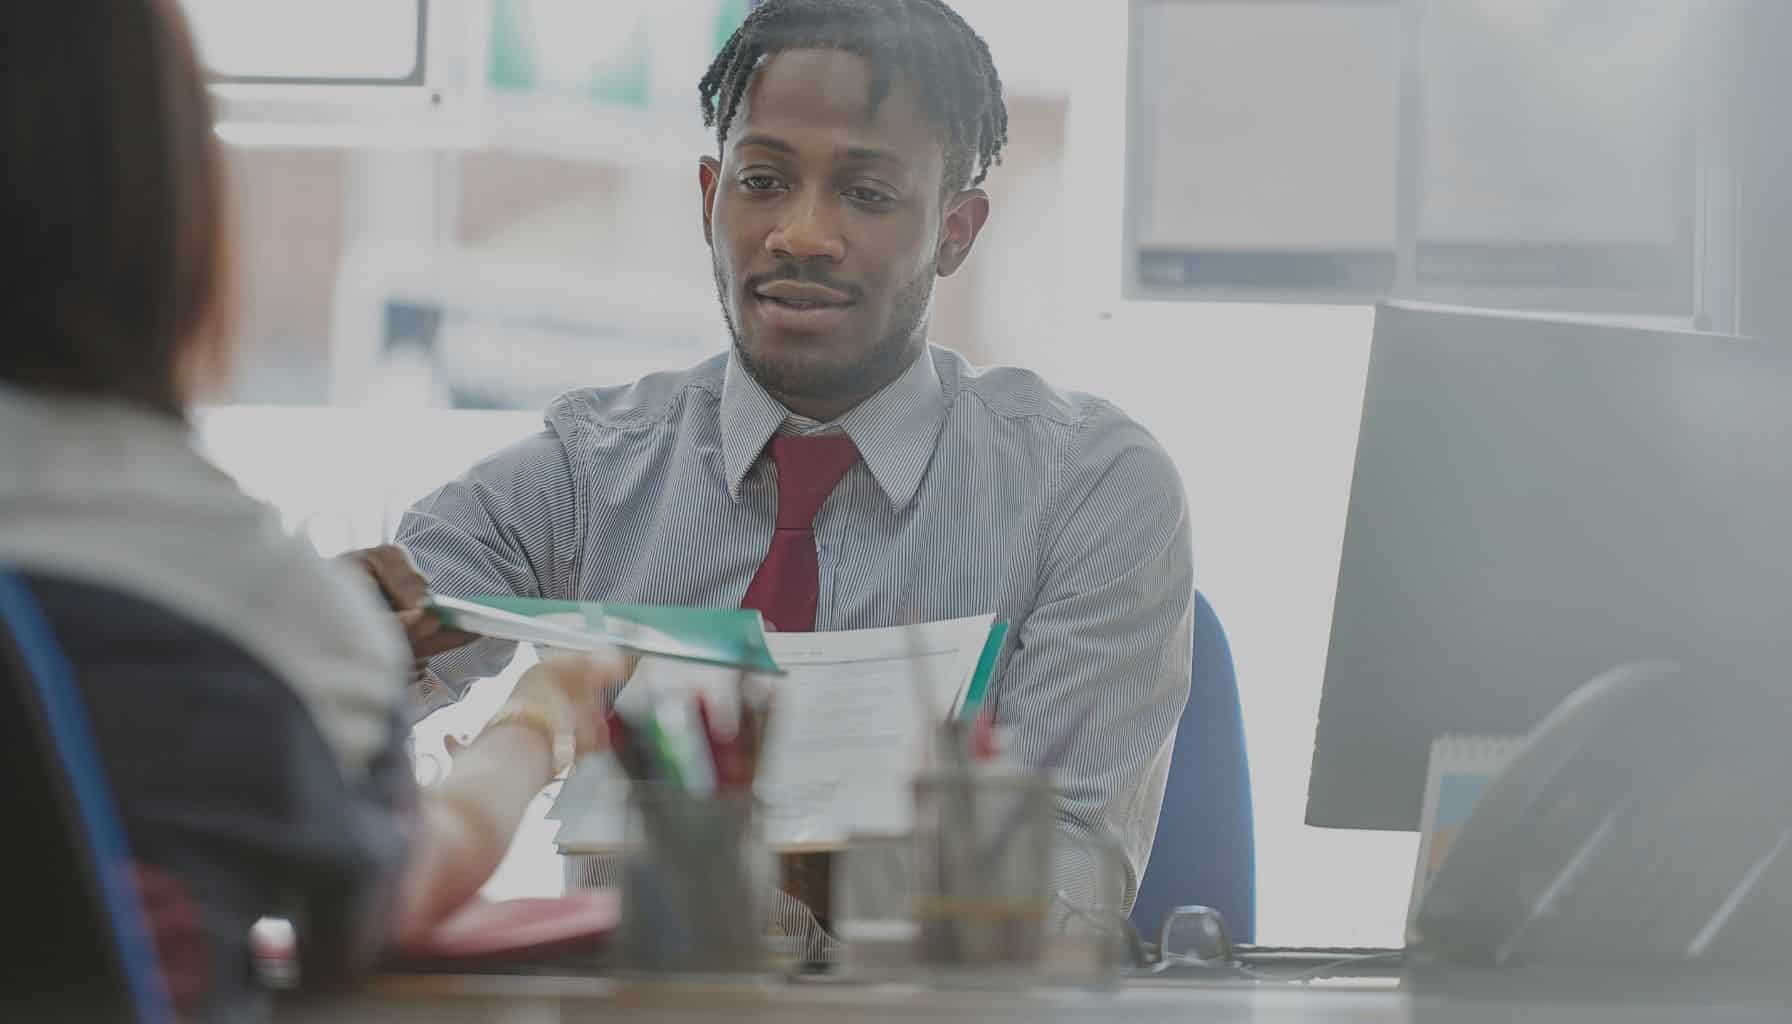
[224,148,345,401]
[1040,6,1415,946]
[1061,304,1405,946]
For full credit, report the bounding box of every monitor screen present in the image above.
[1308,302,1792,831]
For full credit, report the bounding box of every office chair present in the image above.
[1130,591,1257,945]
[0,571,173,1023]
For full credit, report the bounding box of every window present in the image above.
[1406,0,1704,315]
[181,0,478,148]
[183,0,428,86]
[1126,0,1726,316]
[1128,0,1402,302]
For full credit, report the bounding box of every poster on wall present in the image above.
[486,0,751,110]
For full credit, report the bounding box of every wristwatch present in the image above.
[482,703,576,778]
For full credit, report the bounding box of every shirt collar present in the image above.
[720,346,947,513]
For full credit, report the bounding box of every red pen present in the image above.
[696,695,747,789]
[746,691,775,782]
[970,705,999,761]
[606,712,647,780]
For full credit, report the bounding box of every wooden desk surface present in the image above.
[277,972,1792,1024]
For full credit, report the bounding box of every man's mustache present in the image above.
[743,265,865,303]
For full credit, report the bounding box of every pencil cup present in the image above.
[616,785,771,975]
[911,771,1054,972]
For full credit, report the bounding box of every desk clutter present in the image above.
[549,615,1005,850]
[604,693,776,974]
[518,613,1147,983]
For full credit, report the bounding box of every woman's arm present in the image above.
[389,649,630,948]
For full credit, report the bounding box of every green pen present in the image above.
[638,708,688,790]
[958,621,1008,721]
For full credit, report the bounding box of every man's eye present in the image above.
[845,187,894,205]
[742,175,784,191]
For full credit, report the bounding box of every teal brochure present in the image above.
[427,594,783,675]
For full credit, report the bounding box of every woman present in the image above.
[0,2,621,1018]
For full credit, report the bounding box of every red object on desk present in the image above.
[397,889,619,968]
[970,706,999,761]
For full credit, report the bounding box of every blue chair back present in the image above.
[1130,591,1257,943]
[0,571,172,1023]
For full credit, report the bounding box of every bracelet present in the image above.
[481,703,575,779]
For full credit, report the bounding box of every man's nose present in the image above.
[766,189,846,264]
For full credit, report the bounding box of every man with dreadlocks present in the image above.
[383,0,1192,919]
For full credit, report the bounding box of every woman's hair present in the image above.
[0,0,230,416]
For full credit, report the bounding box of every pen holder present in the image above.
[912,770,1054,972]
[616,785,771,975]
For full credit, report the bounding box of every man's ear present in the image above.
[699,156,722,248]
[936,188,991,277]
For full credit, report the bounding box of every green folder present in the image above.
[428,594,782,675]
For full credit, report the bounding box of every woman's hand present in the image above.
[393,648,637,951]
[505,647,637,754]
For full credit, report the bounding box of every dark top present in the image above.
[27,574,414,1021]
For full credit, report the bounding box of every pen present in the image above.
[696,694,748,789]
[969,705,999,761]
[957,620,1008,722]
[638,708,687,790]
[739,692,773,784]
[606,712,648,780]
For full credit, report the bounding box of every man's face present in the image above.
[699,49,989,417]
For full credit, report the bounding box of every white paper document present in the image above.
[550,614,997,853]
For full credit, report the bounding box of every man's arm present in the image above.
[392,428,584,711]
[997,405,1194,916]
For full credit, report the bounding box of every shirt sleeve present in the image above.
[395,427,584,710]
[995,403,1195,915]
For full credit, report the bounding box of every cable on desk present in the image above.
[1055,895,1406,984]
[1230,951,1406,983]
[1134,947,1406,982]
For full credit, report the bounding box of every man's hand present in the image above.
[340,544,477,671]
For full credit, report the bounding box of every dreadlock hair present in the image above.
[698,0,1009,194]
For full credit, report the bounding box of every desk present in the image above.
[278,973,1792,1023]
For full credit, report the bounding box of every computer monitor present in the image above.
[1307,302,1792,831]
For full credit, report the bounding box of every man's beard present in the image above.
[713,254,934,407]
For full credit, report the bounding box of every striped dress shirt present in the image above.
[397,345,1194,909]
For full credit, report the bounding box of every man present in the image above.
[381,0,1192,912]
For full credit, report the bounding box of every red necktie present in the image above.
[740,434,860,633]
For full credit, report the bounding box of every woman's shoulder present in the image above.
[0,395,410,779]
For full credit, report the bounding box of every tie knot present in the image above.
[768,433,860,528]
